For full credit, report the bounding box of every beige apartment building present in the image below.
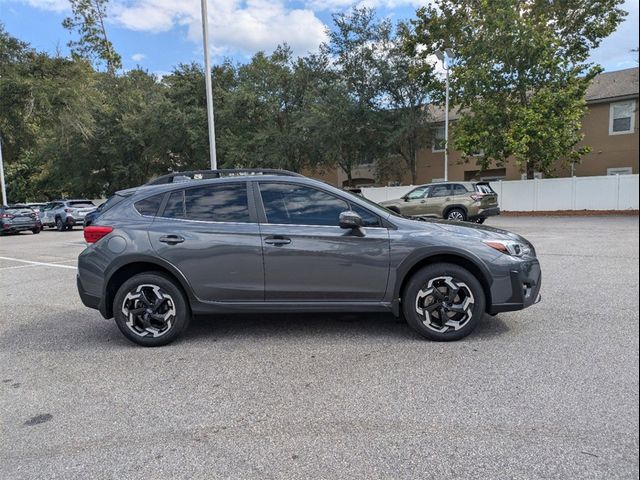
[310,67,639,186]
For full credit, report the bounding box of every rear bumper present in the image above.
[77,274,101,311]
[470,207,500,220]
[489,260,542,314]
[1,221,37,232]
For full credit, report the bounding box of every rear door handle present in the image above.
[159,235,185,245]
[264,236,291,246]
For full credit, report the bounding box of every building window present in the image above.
[607,167,633,175]
[432,126,446,152]
[609,100,636,135]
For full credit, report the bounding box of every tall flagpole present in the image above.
[200,0,217,169]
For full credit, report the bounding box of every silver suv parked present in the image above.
[77,169,541,347]
[41,199,96,231]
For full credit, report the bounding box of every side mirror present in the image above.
[339,210,364,229]
[403,196,410,202]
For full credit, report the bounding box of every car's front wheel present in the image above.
[113,273,190,347]
[402,263,485,341]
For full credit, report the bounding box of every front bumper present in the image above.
[489,259,542,314]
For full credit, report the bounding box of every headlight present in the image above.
[483,239,531,257]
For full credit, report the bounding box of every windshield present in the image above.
[405,186,430,200]
[340,188,403,218]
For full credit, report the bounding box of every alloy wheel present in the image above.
[447,210,465,221]
[121,284,176,338]
[415,276,475,333]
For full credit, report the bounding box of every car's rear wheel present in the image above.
[475,217,486,224]
[402,263,485,341]
[446,208,467,221]
[113,273,190,347]
[32,228,40,234]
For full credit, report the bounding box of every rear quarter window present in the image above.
[135,194,165,217]
[162,183,251,223]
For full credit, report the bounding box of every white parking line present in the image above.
[0,256,77,270]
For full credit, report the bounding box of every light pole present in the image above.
[435,49,454,181]
[0,135,7,206]
[200,0,217,170]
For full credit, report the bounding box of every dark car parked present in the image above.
[0,205,41,235]
[77,169,541,347]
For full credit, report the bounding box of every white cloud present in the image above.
[131,53,146,62]
[110,0,328,57]
[18,0,68,12]
[305,0,431,11]
[588,0,639,71]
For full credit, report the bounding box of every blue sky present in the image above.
[1,0,638,76]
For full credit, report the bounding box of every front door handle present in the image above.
[159,235,185,245]
[264,236,291,246]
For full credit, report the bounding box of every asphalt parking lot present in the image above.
[1,216,638,479]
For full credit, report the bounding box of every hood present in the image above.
[395,216,529,243]
[379,198,403,207]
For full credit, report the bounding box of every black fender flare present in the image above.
[391,246,493,314]
[101,253,197,317]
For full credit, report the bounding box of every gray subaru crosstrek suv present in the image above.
[77,169,541,347]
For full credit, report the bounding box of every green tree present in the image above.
[378,20,436,184]
[320,8,389,185]
[63,0,121,72]
[406,0,627,178]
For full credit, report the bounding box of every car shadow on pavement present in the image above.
[181,312,510,344]
[0,310,510,351]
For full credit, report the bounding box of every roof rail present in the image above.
[145,168,304,186]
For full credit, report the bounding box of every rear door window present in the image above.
[451,184,469,196]
[430,185,451,198]
[162,183,251,223]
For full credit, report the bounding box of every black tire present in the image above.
[445,208,467,221]
[55,218,65,231]
[113,272,190,347]
[402,263,485,341]
[32,228,41,234]
[475,217,486,224]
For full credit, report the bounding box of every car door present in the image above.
[256,181,390,302]
[401,186,431,216]
[41,202,58,225]
[424,184,452,216]
[147,182,264,302]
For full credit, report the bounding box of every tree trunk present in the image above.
[526,161,535,180]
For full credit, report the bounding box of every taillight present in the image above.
[64,208,73,213]
[84,225,113,243]
[470,193,485,202]
[0,213,13,219]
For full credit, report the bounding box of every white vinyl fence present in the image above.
[361,174,639,212]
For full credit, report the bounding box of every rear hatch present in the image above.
[3,207,37,226]
[67,201,96,218]
[474,183,498,208]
